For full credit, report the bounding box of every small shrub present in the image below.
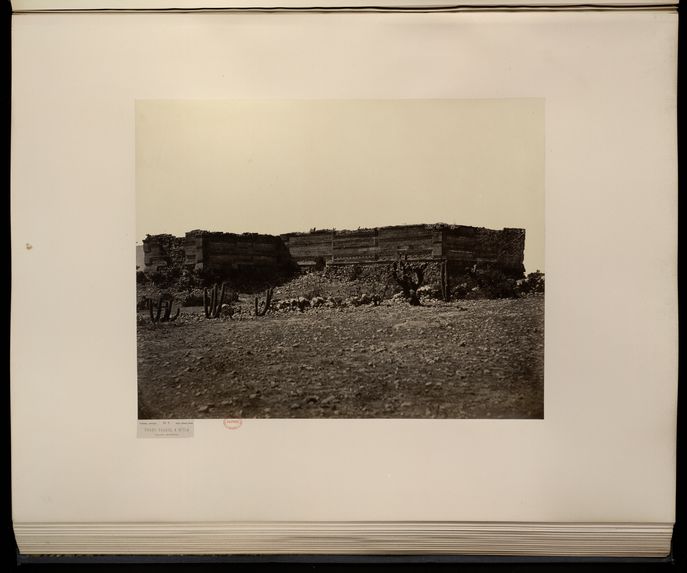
[389,256,427,306]
[176,269,203,290]
[348,264,363,281]
[451,283,470,300]
[477,270,518,299]
[181,290,205,307]
[147,271,164,286]
[147,267,182,288]
[516,271,545,295]
[451,274,479,300]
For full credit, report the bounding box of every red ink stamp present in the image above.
[223,419,242,430]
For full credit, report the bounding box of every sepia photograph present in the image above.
[136,99,545,420]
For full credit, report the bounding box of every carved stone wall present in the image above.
[142,224,526,279]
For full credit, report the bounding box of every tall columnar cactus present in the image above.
[254,287,274,317]
[440,259,450,302]
[203,283,227,318]
[148,296,180,323]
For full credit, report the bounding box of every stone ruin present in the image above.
[141,223,526,281]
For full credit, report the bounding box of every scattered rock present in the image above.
[138,295,544,419]
[311,296,325,308]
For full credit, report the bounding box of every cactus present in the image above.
[148,296,180,323]
[254,287,274,317]
[440,259,450,302]
[203,283,227,318]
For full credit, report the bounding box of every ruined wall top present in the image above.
[185,229,284,242]
[142,223,526,276]
[280,223,522,238]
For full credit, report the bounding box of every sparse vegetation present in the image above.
[518,271,545,295]
[254,288,274,317]
[147,296,180,323]
[137,262,545,419]
[137,266,545,312]
[203,283,228,319]
[390,255,428,306]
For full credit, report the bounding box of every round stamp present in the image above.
[223,418,243,430]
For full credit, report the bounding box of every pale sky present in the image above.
[136,99,544,273]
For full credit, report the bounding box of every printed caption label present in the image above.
[137,420,194,438]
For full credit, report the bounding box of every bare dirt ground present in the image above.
[137,295,544,419]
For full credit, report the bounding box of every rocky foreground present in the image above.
[137,295,544,419]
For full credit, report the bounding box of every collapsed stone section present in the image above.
[142,223,526,279]
[141,234,186,271]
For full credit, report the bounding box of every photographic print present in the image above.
[136,99,544,420]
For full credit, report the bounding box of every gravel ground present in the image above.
[137,295,544,419]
